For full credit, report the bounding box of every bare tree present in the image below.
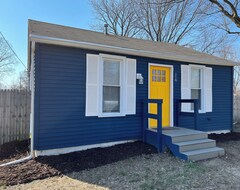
[234,66,240,94]
[91,0,140,37]
[208,0,240,35]
[90,0,238,58]
[188,24,236,55]
[132,0,210,44]
[91,0,212,45]
[10,71,29,90]
[0,36,16,79]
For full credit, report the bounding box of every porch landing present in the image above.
[145,127,225,161]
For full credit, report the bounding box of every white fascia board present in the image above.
[29,34,235,66]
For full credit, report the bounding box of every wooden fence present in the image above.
[234,95,240,123]
[0,90,31,146]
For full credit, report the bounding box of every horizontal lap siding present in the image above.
[34,43,233,150]
[35,44,142,150]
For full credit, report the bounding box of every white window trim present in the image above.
[148,63,174,127]
[189,64,206,113]
[98,54,127,117]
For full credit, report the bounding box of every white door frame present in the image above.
[148,63,174,127]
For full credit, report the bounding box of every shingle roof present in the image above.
[28,19,237,67]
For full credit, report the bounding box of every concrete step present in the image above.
[175,139,216,152]
[171,133,208,143]
[182,147,225,161]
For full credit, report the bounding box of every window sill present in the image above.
[187,110,205,114]
[98,113,126,118]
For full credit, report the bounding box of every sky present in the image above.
[0,0,93,86]
[0,0,240,86]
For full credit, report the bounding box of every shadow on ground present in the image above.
[0,141,157,186]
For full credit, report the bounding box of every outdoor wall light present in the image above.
[136,73,144,84]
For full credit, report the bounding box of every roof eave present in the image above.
[29,34,236,67]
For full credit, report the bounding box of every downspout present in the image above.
[0,42,36,167]
[30,41,36,158]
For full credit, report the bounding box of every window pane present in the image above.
[103,86,120,112]
[103,60,120,85]
[161,70,166,76]
[191,68,201,89]
[191,89,201,110]
[152,76,156,82]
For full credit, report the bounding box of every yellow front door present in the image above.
[149,65,170,128]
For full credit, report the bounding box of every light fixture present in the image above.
[136,73,144,84]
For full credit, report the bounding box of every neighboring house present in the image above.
[28,20,236,161]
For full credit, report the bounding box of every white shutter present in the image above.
[181,65,191,112]
[85,54,99,116]
[205,67,212,112]
[125,58,136,114]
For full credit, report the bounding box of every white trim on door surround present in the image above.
[148,63,174,127]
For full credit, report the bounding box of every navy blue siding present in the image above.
[34,44,233,150]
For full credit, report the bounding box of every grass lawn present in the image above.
[2,140,240,190]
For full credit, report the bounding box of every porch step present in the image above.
[161,127,225,161]
[182,147,225,161]
[162,128,208,143]
[175,139,216,152]
[171,133,208,143]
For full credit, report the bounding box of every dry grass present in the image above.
[3,140,240,190]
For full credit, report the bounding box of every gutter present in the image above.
[30,41,35,157]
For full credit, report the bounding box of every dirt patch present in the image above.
[0,141,156,186]
[0,159,61,186]
[8,141,240,190]
[209,132,240,142]
[8,143,240,190]
[0,140,30,165]
[5,176,108,190]
[3,134,240,189]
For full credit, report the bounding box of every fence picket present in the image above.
[0,90,31,146]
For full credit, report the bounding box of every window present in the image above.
[152,69,166,82]
[85,53,136,117]
[181,64,212,113]
[102,59,121,113]
[191,67,202,110]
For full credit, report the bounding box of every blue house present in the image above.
[28,20,235,161]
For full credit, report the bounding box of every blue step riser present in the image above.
[163,135,188,160]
